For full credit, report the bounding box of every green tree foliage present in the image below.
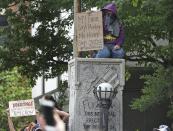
[0,68,32,130]
[56,80,68,107]
[0,0,173,118]
[81,0,173,117]
[117,0,173,117]
[0,0,73,82]
[52,80,68,108]
[131,66,173,111]
[120,0,173,65]
[81,0,173,116]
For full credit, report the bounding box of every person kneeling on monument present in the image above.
[95,2,125,58]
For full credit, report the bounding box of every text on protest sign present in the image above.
[9,99,36,117]
[76,11,104,51]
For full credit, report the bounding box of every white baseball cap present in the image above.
[157,125,169,131]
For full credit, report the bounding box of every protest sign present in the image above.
[76,11,104,51]
[9,99,36,117]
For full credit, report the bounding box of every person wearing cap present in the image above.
[95,2,125,58]
[158,125,171,131]
[153,125,171,131]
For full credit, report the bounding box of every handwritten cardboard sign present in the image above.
[76,11,104,51]
[9,99,36,117]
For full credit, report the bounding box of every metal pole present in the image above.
[100,107,109,131]
[73,0,81,58]
[99,100,111,131]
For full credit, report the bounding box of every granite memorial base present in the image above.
[68,58,125,131]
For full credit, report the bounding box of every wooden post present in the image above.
[73,0,81,58]
[42,71,45,95]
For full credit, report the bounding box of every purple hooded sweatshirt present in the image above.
[102,3,125,46]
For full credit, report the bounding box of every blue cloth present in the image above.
[0,15,8,26]
[32,123,42,131]
[95,44,125,58]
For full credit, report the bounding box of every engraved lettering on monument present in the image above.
[78,97,120,131]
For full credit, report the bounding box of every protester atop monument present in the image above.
[95,1,125,58]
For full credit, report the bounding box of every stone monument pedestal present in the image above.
[68,58,125,131]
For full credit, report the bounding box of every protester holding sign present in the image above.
[6,108,38,131]
[9,99,36,117]
[95,2,125,58]
[7,99,43,131]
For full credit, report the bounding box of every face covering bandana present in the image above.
[103,13,120,37]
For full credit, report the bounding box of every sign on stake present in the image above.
[76,11,104,51]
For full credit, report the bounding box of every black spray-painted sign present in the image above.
[76,11,104,51]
